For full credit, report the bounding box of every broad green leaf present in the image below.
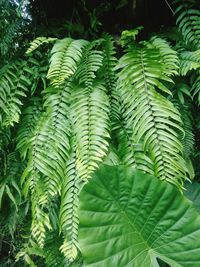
[79,165,200,267]
[184,181,200,212]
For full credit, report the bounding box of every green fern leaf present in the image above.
[70,83,110,181]
[16,97,43,159]
[191,71,200,104]
[47,38,89,87]
[74,42,103,88]
[174,0,200,49]
[149,37,179,76]
[101,34,121,126]
[0,60,31,127]
[31,195,52,248]
[179,105,194,158]
[26,37,57,54]
[59,153,84,262]
[179,49,200,75]
[116,41,186,187]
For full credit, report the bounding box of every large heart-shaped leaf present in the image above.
[79,165,200,267]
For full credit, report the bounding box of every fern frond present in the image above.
[192,71,200,104]
[179,105,194,158]
[59,153,83,262]
[26,37,57,54]
[16,97,43,159]
[174,0,200,49]
[179,49,200,76]
[117,125,154,174]
[101,34,121,126]
[70,83,110,181]
[43,83,71,166]
[58,82,110,262]
[21,113,59,196]
[74,41,103,88]
[0,60,31,127]
[149,37,179,76]
[116,41,186,187]
[115,77,154,173]
[37,83,72,199]
[47,38,89,87]
[31,194,52,248]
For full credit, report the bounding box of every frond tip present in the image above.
[47,38,89,87]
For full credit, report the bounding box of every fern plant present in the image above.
[173,0,200,104]
[7,32,188,265]
[1,2,200,263]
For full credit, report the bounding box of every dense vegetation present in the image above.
[0,0,200,266]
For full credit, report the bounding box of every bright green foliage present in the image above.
[70,83,110,181]
[16,97,43,159]
[13,36,112,263]
[0,60,31,127]
[179,105,194,159]
[79,165,200,267]
[1,3,200,264]
[26,37,57,54]
[59,153,83,262]
[47,38,89,87]
[149,37,179,76]
[116,39,186,187]
[179,49,200,76]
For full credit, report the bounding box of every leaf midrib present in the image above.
[98,175,151,255]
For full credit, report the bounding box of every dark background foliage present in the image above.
[30,0,176,38]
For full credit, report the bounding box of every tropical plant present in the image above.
[1,0,200,266]
[79,165,200,267]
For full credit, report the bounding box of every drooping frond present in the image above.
[179,105,194,159]
[101,34,121,126]
[16,97,43,159]
[26,37,57,54]
[20,113,55,195]
[47,38,89,87]
[117,124,154,174]
[59,80,111,260]
[74,41,103,88]
[59,82,111,261]
[37,82,72,199]
[43,83,71,168]
[179,49,200,76]
[19,112,57,248]
[149,37,179,76]
[116,41,186,187]
[0,60,31,127]
[31,192,52,248]
[192,71,200,104]
[174,0,200,49]
[70,83,110,181]
[59,153,84,263]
